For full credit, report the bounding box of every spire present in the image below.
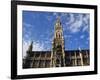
[54,16,63,39]
[27,41,33,52]
[56,16,60,23]
[55,16,62,31]
[52,16,65,67]
[78,47,83,66]
[56,16,61,25]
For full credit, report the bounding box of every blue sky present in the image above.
[22,11,90,57]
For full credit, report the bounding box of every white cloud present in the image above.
[82,25,89,32]
[80,35,85,39]
[68,14,83,33]
[63,13,89,33]
[52,13,89,33]
[64,35,72,39]
[85,37,89,45]
[65,13,75,25]
[32,41,45,51]
[23,22,33,28]
[23,22,35,41]
[53,12,58,17]
[82,14,90,32]
[83,14,89,24]
[23,40,30,58]
[24,33,30,40]
[23,40,45,58]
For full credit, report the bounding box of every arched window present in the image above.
[56,58,60,64]
[58,34,60,38]
[56,31,61,38]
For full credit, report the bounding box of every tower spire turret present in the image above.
[52,17,65,67]
[27,41,33,52]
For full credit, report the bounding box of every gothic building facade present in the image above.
[23,17,90,68]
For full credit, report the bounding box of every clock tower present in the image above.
[52,17,65,67]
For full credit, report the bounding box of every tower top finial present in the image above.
[55,16,62,28]
[56,16,60,23]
